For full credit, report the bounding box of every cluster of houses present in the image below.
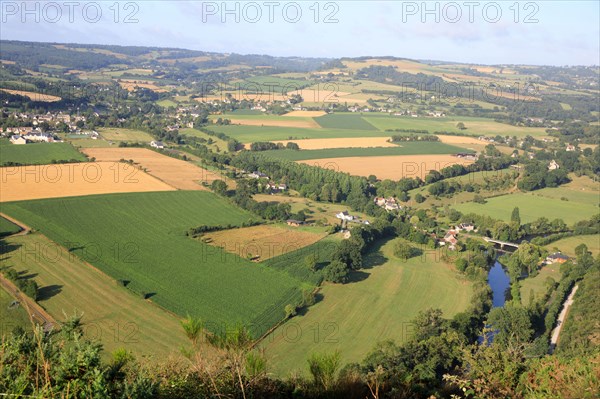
[6,111,89,132]
[374,197,401,211]
[9,130,58,145]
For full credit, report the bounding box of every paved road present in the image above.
[549,284,579,354]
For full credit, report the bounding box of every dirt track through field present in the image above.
[299,154,475,180]
[0,162,174,202]
[83,148,230,191]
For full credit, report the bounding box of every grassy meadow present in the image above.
[262,238,473,377]
[1,232,189,355]
[260,142,472,161]
[453,192,597,225]
[2,191,308,337]
[0,140,87,166]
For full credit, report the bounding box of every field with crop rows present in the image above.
[2,191,307,337]
[0,140,87,166]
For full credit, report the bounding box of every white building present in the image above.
[10,135,27,145]
[548,160,560,170]
[335,211,354,221]
[23,131,54,142]
[150,140,165,149]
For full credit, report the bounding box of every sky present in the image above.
[1,1,599,66]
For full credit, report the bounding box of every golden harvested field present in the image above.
[299,155,474,180]
[283,111,326,117]
[0,162,174,202]
[83,148,229,190]
[203,224,327,261]
[228,118,320,129]
[436,135,482,145]
[0,89,61,102]
[436,135,489,152]
[118,80,168,92]
[270,137,395,150]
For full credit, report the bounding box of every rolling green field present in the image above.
[260,142,472,161]
[545,235,600,258]
[314,113,378,130]
[0,216,21,237]
[209,125,387,142]
[242,76,313,93]
[98,128,154,142]
[0,286,31,334]
[1,232,190,355]
[0,140,87,166]
[363,115,548,137]
[453,192,598,225]
[531,187,599,206]
[262,238,473,376]
[520,264,563,305]
[2,191,307,337]
[179,128,230,152]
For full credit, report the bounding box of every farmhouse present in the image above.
[336,211,354,221]
[10,135,27,145]
[565,144,576,152]
[546,252,570,265]
[442,230,459,251]
[150,140,165,149]
[286,219,305,227]
[455,153,478,161]
[23,131,55,142]
[248,171,269,179]
[374,196,400,211]
[455,223,475,232]
[548,160,560,170]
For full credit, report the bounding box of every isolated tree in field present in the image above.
[511,207,521,226]
[414,193,425,203]
[456,122,466,130]
[305,253,319,271]
[211,179,228,196]
[323,260,349,283]
[394,241,418,260]
[285,304,297,318]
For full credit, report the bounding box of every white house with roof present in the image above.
[336,211,354,221]
[150,140,164,149]
[248,171,269,179]
[10,135,27,145]
[23,131,54,142]
[548,160,560,170]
